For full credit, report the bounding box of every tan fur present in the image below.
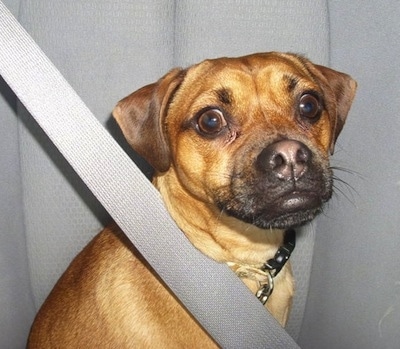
[28,52,356,348]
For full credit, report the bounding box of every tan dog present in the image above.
[28,52,356,348]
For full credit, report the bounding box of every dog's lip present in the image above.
[278,191,321,212]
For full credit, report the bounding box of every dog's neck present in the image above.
[153,170,285,267]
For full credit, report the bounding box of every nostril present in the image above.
[271,152,294,180]
[296,146,310,164]
[270,153,285,170]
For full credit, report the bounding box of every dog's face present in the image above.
[114,52,356,230]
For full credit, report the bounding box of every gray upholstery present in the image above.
[1,3,35,349]
[0,0,398,348]
[299,1,400,348]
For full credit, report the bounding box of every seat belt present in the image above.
[0,2,300,348]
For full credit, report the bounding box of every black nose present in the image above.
[256,140,312,181]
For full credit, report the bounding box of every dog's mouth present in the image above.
[217,186,329,230]
[277,191,321,213]
[258,190,324,229]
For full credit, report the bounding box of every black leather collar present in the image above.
[256,229,296,304]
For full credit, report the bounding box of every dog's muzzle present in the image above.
[216,139,332,229]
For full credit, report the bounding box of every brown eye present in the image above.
[197,109,227,135]
[299,93,321,120]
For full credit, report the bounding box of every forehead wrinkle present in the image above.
[214,87,233,105]
[190,63,297,117]
[250,66,305,126]
[283,74,300,92]
[241,69,275,124]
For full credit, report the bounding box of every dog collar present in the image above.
[228,229,296,305]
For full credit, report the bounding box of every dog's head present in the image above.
[114,52,356,229]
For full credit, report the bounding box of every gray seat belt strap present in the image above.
[0,3,300,348]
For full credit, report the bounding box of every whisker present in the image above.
[329,164,361,207]
[206,171,237,181]
[330,166,364,180]
[217,208,224,221]
[332,175,359,196]
[319,205,335,221]
[332,182,357,207]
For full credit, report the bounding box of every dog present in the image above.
[28,52,356,348]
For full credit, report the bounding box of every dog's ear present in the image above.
[113,68,185,172]
[313,64,357,154]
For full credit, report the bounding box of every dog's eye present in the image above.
[197,109,227,135]
[299,93,321,120]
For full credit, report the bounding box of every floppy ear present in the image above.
[313,64,357,154]
[113,68,185,172]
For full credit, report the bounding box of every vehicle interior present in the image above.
[1,0,399,348]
